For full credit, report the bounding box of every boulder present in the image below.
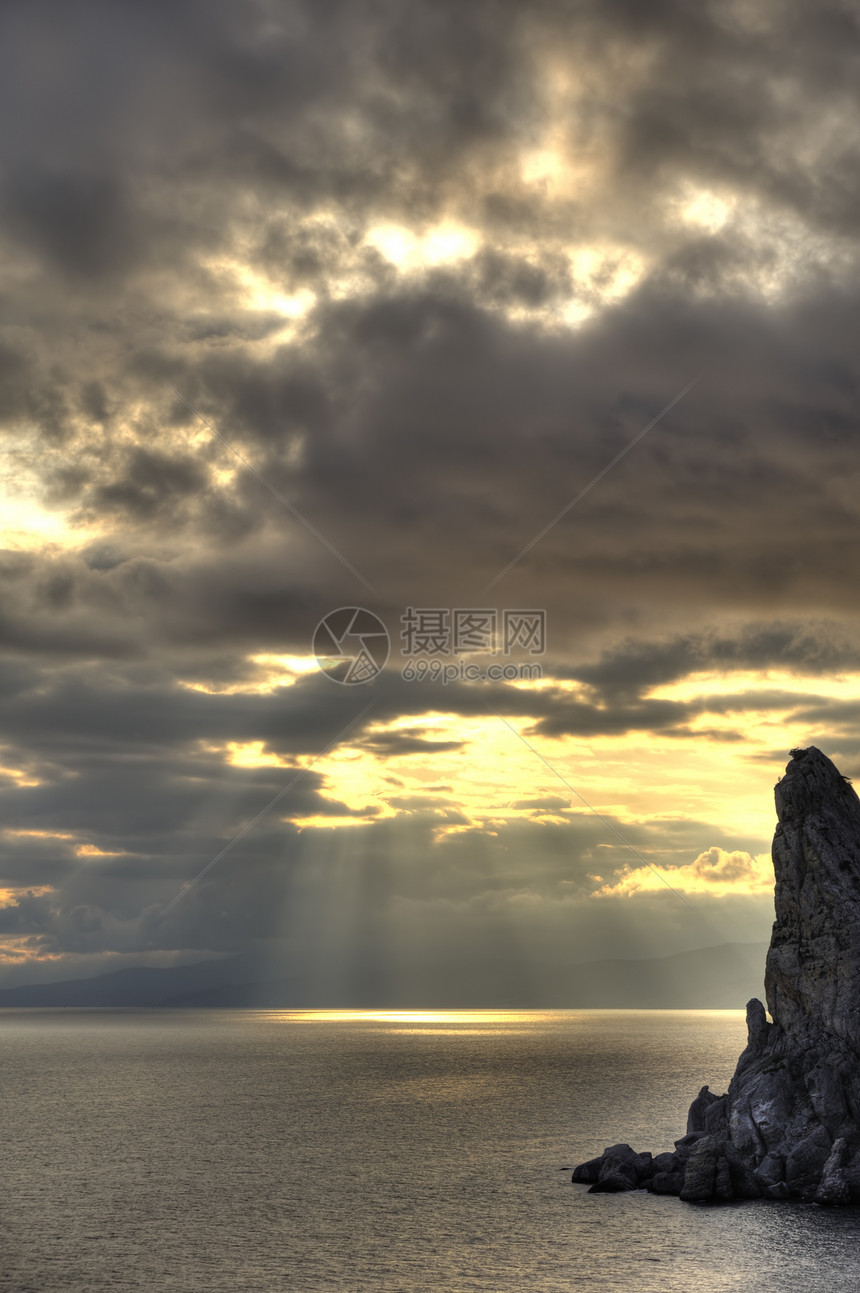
[571,1156,603,1184]
[673,1132,704,1159]
[589,1171,636,1194]
[679,1136,719,1203]
[815,1137,850,1206]
[687,1085,722,1135]
[713,1155,734,1203]
[785,1126,832,1193]
[576,1142,655,1191]
[754,1153,784,1188]
[723,1142,761,1199]
[647,1171,684,1195]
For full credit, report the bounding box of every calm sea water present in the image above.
[1,1008,858,1292]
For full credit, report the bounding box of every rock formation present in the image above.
[573,746,860,1204]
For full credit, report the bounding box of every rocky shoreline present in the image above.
[573,747,860,1205]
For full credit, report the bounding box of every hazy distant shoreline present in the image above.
[0,941,766,1009]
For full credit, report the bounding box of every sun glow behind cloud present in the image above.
[364,221,481,270]
[179,655,322,696]
[0,463,105,552]
[676,185,737,234]
[0,765,41,788]
[173,661,860,883]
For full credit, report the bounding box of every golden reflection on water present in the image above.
[257,1009,549,1034]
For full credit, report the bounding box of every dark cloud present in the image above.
[510,795,570,812]
[571,623,860,701]
[6,280,860,665]
[359,730,466,756]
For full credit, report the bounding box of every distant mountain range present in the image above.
[0,941,767,1009]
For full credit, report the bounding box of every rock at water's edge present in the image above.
[572,747,860,1204]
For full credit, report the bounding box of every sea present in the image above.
[1,1008,858,1292]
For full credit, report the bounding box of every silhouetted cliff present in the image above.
[573,747,860,1204]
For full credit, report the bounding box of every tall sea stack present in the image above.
[573,746,860,1204]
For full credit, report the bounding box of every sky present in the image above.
[1,0,860,994]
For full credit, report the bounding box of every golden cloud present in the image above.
[594,845,774,898]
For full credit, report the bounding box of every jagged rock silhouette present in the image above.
[573,747,860,1204]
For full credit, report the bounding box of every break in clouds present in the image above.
[1,0,860,986]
